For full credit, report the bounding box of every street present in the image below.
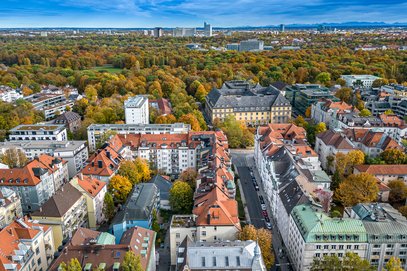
[231,149,292,271]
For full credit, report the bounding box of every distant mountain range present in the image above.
[1,22,406,31]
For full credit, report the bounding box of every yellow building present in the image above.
[31,183,88,248]
[205,80,292,126]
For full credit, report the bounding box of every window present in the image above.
[202,231,206,236]
[354,245,359,250]
[202,257,205,267]
[236,256,240,266]
[35,247,40,255]
[213,257,216,266]
[316,245,321,249]
[315,253,320,258]
[339,245,344,250]
[324,245,329,250]
[37,258,41,265]
[176,233,180,239]
[347,245,352,249]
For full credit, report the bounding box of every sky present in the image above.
[0,0,406,28]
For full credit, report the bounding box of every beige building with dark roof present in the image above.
[31,183,88,248]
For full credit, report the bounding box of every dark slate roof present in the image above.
[149,175,172,201]
[266,147,300,189]
[279,178,310,214]
[112,183,159,224]
[206,80,290,111]
[271,81,288,91]
[54,111,81,124]
[31,183,83,217]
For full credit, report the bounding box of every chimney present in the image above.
[78,173,83,180]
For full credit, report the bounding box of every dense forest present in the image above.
[0,32,406,140]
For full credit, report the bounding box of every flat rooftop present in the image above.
[124,95,148,108]
[171,215,196,228]
[10,124,65,131]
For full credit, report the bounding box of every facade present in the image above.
[285,84,337,116]
[203,21,212,37]
[176,239,266,271]
[154,27,163,37]
[226,43,240,50]
[24,93,74,120]
[124,95,149,125]
[31,183,88,248]
[0,155,68,212]
[340,74,380,88]
[54,111,82,133]
[9,124,68,142]
[354,165,407,184]
[149,175,172,210]
[348,203,407,270]
[70,174,107,229]
[311,99,356,128]
[0,218,55,271]
[0,187,23,228]
[0,85,22,102]
[288,204,368,271]
[87,123,190,151]
[110,183,160,243]
[381,84,407,97]
[49,226,156,271]
[239,39,264,51]
[173,27,196,37]
[205,80,291,125]
[0,140,88,178]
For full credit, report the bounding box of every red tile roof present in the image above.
[379,114,404,127]
[149,98,172,115]
[75,175,106,198]
[81,145,123,177]
[354,165,407,175]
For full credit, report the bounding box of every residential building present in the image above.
[124,95,149,125]
[226,43,239,50]
[49,226,156,271]
[288,204,368,271]
[203,21,212,37]
[0,187,23,228]
[9,124,68,142]
[205,80,291,125]
[0,85,22,102]
[239,39,264,51]
[149,175,172,210]
[81,142,123,182]
[87,123,190,151]
[280,24,285,32]
[54,111,82,133]
[24,93,74,120]
[108,131,218,177]
[153,27,163,37]
[70,174,107,229]
[354,165,407,184]
[0,154,68,212]
[315,130,355,170]
[176,238,267,271]
[0,218,55,271]
[311,99,356,128]
[149,98,172,115]
[110,183,159,243]
[381,84,407,97]
[31,183,88,248]
[173,27,196,37]
[348,203,407,270]
[340,74,380,88]
[0,140,88,178]
[284,84,338,116]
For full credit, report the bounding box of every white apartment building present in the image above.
[87,123,190,151]
[0,187,23,228]
[124,95,149,124]
[9,124,68,142]
[0,154,68,213]
[0,140,88,178]
[340,74,380,88]
[70,174,107,229]
[0,85,23,103]
[24,93,74,120]
[0,218,56,271]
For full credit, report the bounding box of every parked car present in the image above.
[254,185,259,191]
[265,216,270,222]
[265,222,272,230]
[261,204,267,210]
[262,210,268,217]
[259,195,265,204]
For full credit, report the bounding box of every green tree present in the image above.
[217,115,254,148]
[179,168,198,190]
[121,251,143,271]
[152,209,160,232]
[335,87,353,103]
[118,160,139,184]
[388,180,407,204]
[134,157,151,182]
[61,258,82,271]
[316,72,331,85]
[335,173,379,207]
[359,109,372,117]
[384,109,395,115]
[0,148,28,168]
[315,122,327,134]
[399,206,407,218]
[311,252,374,271]
[385,257,404,271]
[103,192,115,221]
[108,175,133,203]
[380,149,407,164]
[169,180,193,214]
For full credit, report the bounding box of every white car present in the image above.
[265,222,272,230]
[261,204,267,210]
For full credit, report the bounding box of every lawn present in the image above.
[90,65,123,73]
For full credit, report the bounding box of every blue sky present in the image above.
[1,0,406,28]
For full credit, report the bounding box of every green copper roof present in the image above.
[226,180,235,189]
[97,232,116,245]
[292,204,367,243]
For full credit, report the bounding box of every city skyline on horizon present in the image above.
[0,0,407,28]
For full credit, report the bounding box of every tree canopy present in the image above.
[310,252,375,271]
[335,173,379,207]
[169,180,193,214]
